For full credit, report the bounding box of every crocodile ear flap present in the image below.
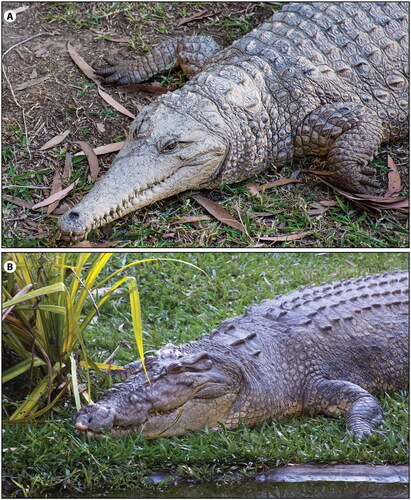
[166,351,212,374]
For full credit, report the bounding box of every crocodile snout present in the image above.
[74,404,115,433]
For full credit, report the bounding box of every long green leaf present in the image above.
[2,357,47,383]
[2,283,67,308]
[128,277,149,382]
[94,258,207,290]
[9,362,62,420]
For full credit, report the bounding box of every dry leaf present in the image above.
[246,183,261,197]
[74,142,124,156]
[67,41,100,85]
[74,141,100,183]
[15,76,49,91]
[104,37,132,43]
[2,195,34,209]
[385,155,402,197]
[307,200,339,215]
[35,47,47,57]
[63,152,72,179]
[32,179,79,209]
[247,211,273,219]
[171,216,210,224]
[38,130,70,150]
[177,9,221,26]
[47,169,63,215]
[15,6,30,13]
[97,86,135,119]
[314,177,408,212]
[259,231,310,242]
[192,194,246,233]
[97,123,106,133]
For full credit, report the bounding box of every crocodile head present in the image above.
[58,101,228,241]
[74,345,240,438]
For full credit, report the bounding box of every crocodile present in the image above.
[59,2,409,240]
[74,271,409,439]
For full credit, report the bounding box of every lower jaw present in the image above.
[81,426,140,438]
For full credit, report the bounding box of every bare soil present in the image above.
[2,2,408,248]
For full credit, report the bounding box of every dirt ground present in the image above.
[2,2,409,248]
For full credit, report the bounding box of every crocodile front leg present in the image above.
[303,377,384,439]
[95,36,221,85]
[294,102,384,193]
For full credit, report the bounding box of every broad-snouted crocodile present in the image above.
[59,3,409,240]
[74,271,409,439]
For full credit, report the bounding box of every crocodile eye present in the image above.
[161,140,178,153]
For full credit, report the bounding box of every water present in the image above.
[62,465,409,499]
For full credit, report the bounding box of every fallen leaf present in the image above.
[307,200,339,215]
[32,179,79,209]
[192,194,246,233]
[314,176,408,212]
[74,142,124,156]
[247,211,273,219]
[104,36,132,43]
[259,231,310,242]
[15,76,49,91]
[74,141,99,183]
[97,86,135,119]
[246,183,261,197]
[2,195,34,209]
[35,47,47,57]
[67,41,100,85]
[385,155,402,197]
[39,130,70,150]
[47,169,63,215]
[97,123,106,133]
[171,216,210,224]
[63,152,72,179]
[68,41,135,119]
[15,6,30,13]
[177,9,222,26]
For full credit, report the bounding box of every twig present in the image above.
[2,31,54,59]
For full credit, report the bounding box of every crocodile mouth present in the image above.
[75,406,183,438]
[58,169,193,242]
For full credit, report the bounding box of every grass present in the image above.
[2,252,409,497]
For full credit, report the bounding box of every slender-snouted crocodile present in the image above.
[74,271,409,439]
[59,3,409,240]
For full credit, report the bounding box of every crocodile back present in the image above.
[214,2,408,142]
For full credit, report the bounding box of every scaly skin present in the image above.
[58,2,409,241]
[74,271,408,439]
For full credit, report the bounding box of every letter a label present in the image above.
[4,11,17,23]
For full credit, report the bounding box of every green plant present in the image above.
[2,253,204,422]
